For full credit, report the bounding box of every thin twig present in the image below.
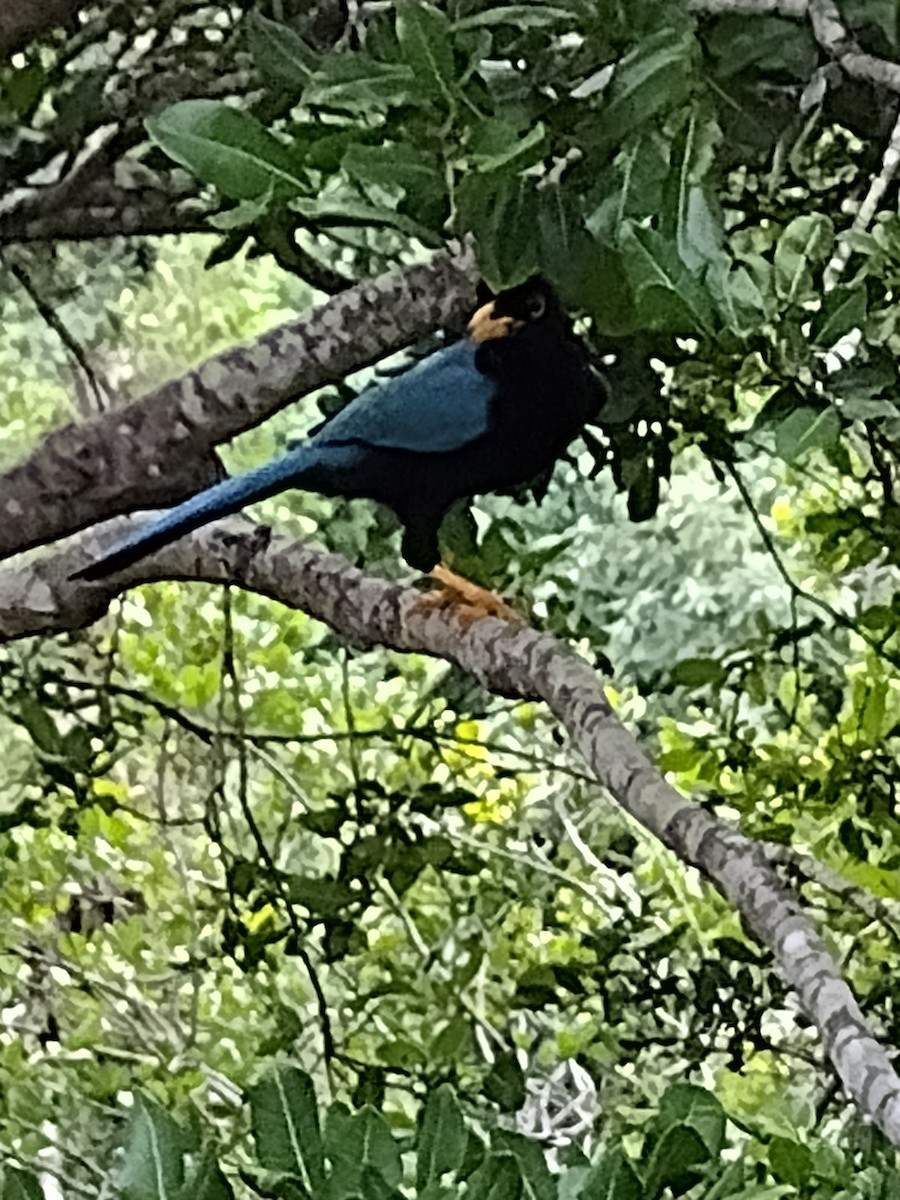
[727,462,900,669]
[1,252,110,413]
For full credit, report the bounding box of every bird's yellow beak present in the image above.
[467,301,522,343]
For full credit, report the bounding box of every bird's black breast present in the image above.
[353,313,598,568]
[464,322,595,491]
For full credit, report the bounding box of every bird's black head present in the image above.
[467,276,565,343]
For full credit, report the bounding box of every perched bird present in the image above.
[74,277,601,603]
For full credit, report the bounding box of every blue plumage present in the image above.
[74,278,599,580]
[318,340,494,453]
[75,340,497,580]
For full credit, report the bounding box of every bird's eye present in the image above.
[526,292,547,320]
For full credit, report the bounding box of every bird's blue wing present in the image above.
[74,340,493,581]
[316,339,494,453]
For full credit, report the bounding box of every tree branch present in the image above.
[689,0,808,13]
[4,521,900,1143]
[0,182,217,247]
[808,0,900,90]
[0,245,478,564]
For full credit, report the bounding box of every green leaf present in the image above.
[416,1084,468,1190]
[538,182,612,316]
[456,172,540,289]
[811,285,867,347]
[483,1052,526,1113]
[465,1152,523,1200]
[471,121,547,173]
[324,1103,359,1197]
[829,355,895,408]
[657,1085,726,1157]
[302,58,417,112]
[514,964,558,1007]
[706,261,768,334]
[343,143,440,192]
[774,406,841,461]
[16,693,61,755]
[642,1125,709,1198]
[768,1137,813,1188]
[704,15,818,80]
[342,142,446,225]
[119,1096,188,1200]
[146,100,304,201]
[431,1014,473,1064]
[773,214,834,303]
[248,1066,325,1191]
[656,746,703,772]
[662,108,725,273]
[574,245,640,336]
[590,135,671,240]
[579,1147,642,1200]
[396,1,456,100]
[417,1187,459,1200]
[557,1166,590,1200]
[208,189,274,231]
[359,1165,403,1199]
[639,1085,726,1198]
[453,6,578,30]
[247,13,320,91]
[493,1131,555,1200]
[325,1103,403,1197]
[619,222,717,335]
[2,62,46,120]
[670,658,727,688]
[860,678,888,744]
[53,67,107,139]
[858,604,895,630]
[595,28,697,146]
[285,874,355,917]
[2,1168,43,1200]
[352,1107,402,1188]
[291,196,435,242]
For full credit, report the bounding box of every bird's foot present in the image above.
[413,565,524,627]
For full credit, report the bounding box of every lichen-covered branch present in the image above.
[0,246,478,564]
[3,520,900,1144]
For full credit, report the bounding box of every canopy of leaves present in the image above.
[2,1,900,1197]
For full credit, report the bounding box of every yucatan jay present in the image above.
[75,277,600,600]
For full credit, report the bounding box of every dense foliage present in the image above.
[3,0,900,1196]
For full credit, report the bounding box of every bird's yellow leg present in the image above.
[413,564,524,626]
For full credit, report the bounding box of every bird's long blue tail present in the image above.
[73,445,338,580]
